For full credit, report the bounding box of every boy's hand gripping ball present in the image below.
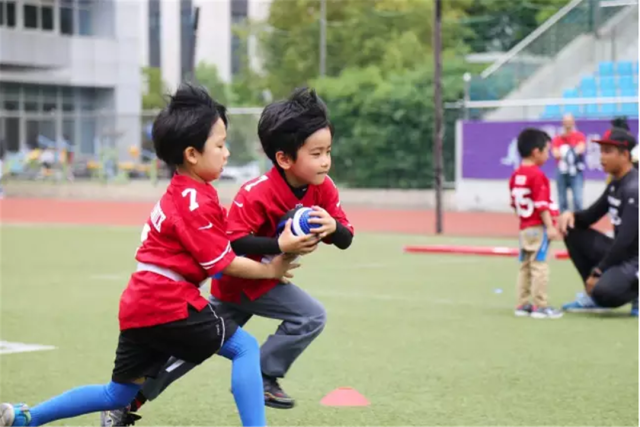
[277,207,322,237]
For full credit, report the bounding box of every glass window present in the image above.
[26,120,40,149]
[42,101,57,112]
[6,1,15,27]
[23,4,38,29]
[41,5,53,30]
[0,2,4,26]
[5,118,20,152]
[78,7,92,35]
[62,119,75,153]
[80,118,96,154]
[1,83,20,101]
[3,98,20,152]
[39,119,57,148]
[62,98,74,112]
[24,101,38,112]
[60,5,73,35]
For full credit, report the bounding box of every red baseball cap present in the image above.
[593,128,637,151]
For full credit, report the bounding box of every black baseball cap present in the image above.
[593,127,637,150]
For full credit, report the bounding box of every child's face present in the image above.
[185,118,229,182]
[281,127,332,186]
[533,142,550,166]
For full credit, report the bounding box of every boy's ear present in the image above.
[184,147,198,165]
[275,151,293,170]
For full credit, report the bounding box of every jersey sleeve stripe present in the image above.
[200,242,232,269]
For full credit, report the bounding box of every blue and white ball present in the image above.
[277,207,321,237]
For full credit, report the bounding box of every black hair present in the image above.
[611,116,630,131]
[152,83,228,167]
[517,128,551,158]
[257,87,332,164]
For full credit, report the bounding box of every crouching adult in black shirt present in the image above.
[558,128,638,316]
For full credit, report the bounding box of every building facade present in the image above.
[0,0,141,159]
[139,0,271,90]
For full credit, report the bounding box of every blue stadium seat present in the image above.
[564,104,581,115]
[563,88,579,98]
[580,76,597,91]
[599,76,616,91]
[542,105,562,118]
[599,61,615,76]
[584,104,600,118]
[634,61,639,75]
[619,75,635,90]
[616,61,634,76]
[601,101,617,116]
[621,102,639,116]
[580,86,598,97]
[621,87,638,97]
[600,88,616,97]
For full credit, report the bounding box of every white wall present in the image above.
[114,0,143,160]
[138,0,150,72]
[248,0,271,73]
[195,0,231,82]
[160,0,181,91]
[139,0,273,86]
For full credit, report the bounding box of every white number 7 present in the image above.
[245,175,268,192]
[182,188,200,211]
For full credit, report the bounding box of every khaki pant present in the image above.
[517,226,549,308]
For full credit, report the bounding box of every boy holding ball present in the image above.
[103,87,354,426]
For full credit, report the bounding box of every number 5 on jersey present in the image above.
[512,188,534,218]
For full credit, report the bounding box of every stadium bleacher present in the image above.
[542,60,639,119]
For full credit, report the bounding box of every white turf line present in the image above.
[0,340,56,355]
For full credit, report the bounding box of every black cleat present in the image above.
[263,376,295,409]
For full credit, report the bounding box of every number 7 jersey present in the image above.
[509,164,559,230]
[119,174,236,331]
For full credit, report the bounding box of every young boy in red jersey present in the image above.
[0,84,298,427]
[106,87,355,424]
[509,128,563,319]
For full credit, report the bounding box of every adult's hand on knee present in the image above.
[585,272,600,295]
[558,211,575,235]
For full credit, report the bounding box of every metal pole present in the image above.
[433,0,443,234]
[190,6,200,83]
[319,0,327,76]
[463,72,471,120]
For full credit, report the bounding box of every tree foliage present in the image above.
[314,58,467,188]
[141,67,168,110]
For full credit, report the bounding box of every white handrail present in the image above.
[600,0,638,7]
[599,2,638,31]
[457,96,638,109]
[481,0,586,79]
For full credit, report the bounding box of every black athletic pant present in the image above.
[564,227,638,308]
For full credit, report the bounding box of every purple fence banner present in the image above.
[461,119,639,180]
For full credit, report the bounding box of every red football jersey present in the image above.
[211,167,354,303]
[119,174,236,330]
[509,165,559,230]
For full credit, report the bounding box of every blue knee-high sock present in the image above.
[218,327,266,427]
[28,382,140,426]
